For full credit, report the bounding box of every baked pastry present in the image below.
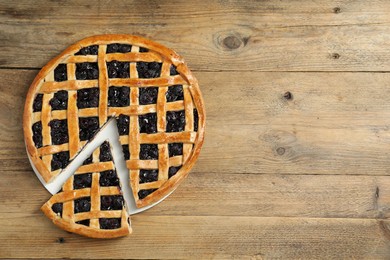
[41,141,132,238]
[23,35,205,208]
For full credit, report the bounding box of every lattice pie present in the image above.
[23,35,205,238]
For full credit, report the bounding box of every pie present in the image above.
[41,141,132,238]
[23,34,205,210]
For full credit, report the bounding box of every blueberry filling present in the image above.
[108,86,130,107]
[107,61,130,78]
[52,203,63,216]
[136,62,162,78]
[76,63,99,80]
[76,219,90,226]
[33,94,43,112]
[74,197,91,213]
[166,85,184,102]
[99,141,112,162]
[77,88,99,108]
[139,144,158,160]
[139,87,158,105]
[138,189,157,199]
[99,170,119,187]
[166,110,185,132]
[50,90,68,110]
[122,145,130,160]
[169,166,181,178]
[50,119,68,145]
[32,122,42,148]
[139,169,158,184]
[116,115,130,135]
[170,65,179,76]
[139,47,148,53]
[100,218,121,229]
[51,151,70,171]
[194,108,199,132]
[75,45,98,55]
[100,195,123,210]
[79,117,99,141]
[54,64,67,82]
[73,173,92,189]
[138,113,157,134]
[106,44,132,53]
[168,143,183,157]
[83,155,93,165]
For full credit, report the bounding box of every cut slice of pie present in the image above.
[24,34,205,209]
[41,141,131,238]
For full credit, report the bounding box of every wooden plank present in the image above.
[3,69,390,175]
[1,1,390,71]
[1,214,390,259]
[2,169,390,219]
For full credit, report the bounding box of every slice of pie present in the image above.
[23,35,205,208]
[41,141,132,238]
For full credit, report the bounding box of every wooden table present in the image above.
[1,1,390,259]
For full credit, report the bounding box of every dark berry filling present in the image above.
[51,151,70,171]
[99,170,119,187]
[76,63,99,80]
[138,113,157,134]
[33,94,43,112]
[139,87,158,105]
[194,108,199,132]
[106,44,132,53]
[77,88,99,108]
[101,195,123,210]
[166,85,184,102]
[122,145,130,160]
[32,122,42,148]
[79,117,99,141]
[76,219,90,226]
[83,155,93,165]
[166,110,185,132]
[168,143,183,157]
[50,90,68,110]
[99,141,112,162]
[139,144,158,160]
[136,62,162,78]
[108,86,130,107]
[139,47,148,53]
[107,61,130,78]
[54,64,67,82]
[73,173,92,189]
[52,203,63,216]
[139,169,158,184]
[169,166,181,179]
[75,45,98,55]
[100,218,121,229]
[74,197,91,213]
[170,65,179,76]
[49,119,68,145]
[116,115,130,135]
[138,189,157,199]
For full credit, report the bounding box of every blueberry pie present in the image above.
[41,141,132,238]
[24,35,205,209]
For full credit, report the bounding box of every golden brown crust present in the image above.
[24,34,205,208]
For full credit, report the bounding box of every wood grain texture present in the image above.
[1,214,390,259]
[3,70,390,175]
[1,0,390,71]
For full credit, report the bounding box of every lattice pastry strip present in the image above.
[41,141,131,238]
